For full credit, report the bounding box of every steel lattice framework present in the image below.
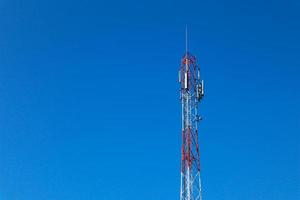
[179,48,204,200]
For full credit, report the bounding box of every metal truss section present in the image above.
[179,50,204,200]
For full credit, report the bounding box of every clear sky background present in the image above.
[0,0,299,199]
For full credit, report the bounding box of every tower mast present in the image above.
[179,30,204,200]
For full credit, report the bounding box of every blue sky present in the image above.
[0,0,299,199]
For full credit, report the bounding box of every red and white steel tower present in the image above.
[179,30,204,200]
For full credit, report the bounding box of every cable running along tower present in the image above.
[179,29,204,200]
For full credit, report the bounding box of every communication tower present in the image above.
[179,29,204,200]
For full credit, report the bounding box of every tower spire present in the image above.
[185,25,188,53]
